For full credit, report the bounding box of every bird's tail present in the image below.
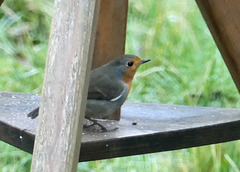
[27,107,39,119]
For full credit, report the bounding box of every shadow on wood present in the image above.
[1,92,240,161]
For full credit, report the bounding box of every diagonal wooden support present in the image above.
[30,0,100,171]
[196,0,240,92]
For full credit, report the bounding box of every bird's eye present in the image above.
[127,61,134,67]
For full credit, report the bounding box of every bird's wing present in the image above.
[88,68,127,101]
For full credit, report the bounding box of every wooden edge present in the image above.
[1,117,240,162]
[1,92,240,162]
[0,121,35,154]
[79,120,240,161]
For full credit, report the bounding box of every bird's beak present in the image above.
[139,59,151,65]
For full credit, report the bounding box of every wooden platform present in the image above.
[0,91,240,162]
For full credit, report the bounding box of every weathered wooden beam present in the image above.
[92,0,128,120]
[1,92,240,161]
[30,0,99,171]
[196,0,240,92]
[92,0,128,69]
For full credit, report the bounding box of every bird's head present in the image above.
[108,54,150,90]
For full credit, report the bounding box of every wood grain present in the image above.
[196,0,240,92]
[1,92,240,162]
[92,0,128,69]
[30,1,100,171]
[92,0,128,120]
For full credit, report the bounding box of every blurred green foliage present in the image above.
[0,0,240,171]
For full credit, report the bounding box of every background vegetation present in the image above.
[0,0,240,171]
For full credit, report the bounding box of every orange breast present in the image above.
[122,57,142,97]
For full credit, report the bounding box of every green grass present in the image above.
[0,0,240,171]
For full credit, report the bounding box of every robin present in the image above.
[27,54,150,131]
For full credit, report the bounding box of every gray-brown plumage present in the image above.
[27,54,150,131]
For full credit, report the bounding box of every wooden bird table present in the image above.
[0,0,240,171]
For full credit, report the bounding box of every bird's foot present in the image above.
[84,117,118,132]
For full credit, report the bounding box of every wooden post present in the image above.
[92,0,128,69]
[196,0,240,92]
[92,0,128,120]
[30,0,99,171]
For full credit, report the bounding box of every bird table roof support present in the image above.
[30,0,100,172]
[196,0,240,92]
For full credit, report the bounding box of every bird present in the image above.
[27,54,150,131]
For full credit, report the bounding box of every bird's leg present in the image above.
[84,117,108,131]
[83,117,97,128]
[84,117,118,132]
